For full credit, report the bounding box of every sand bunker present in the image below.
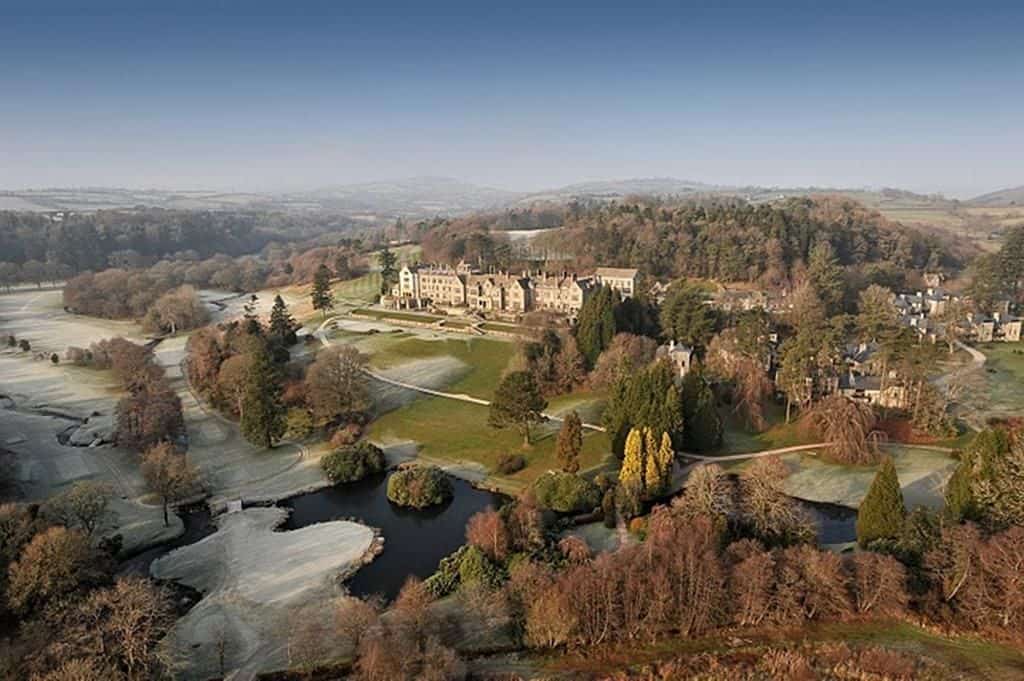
[152,507,374,679]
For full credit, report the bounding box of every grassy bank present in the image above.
[533,621,1024,680]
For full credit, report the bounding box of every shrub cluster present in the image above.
[494,453,526,475]
[386,466,453,509]
[321,441,386,484]
[529,471,600,513]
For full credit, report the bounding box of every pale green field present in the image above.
[728,444,958,510]
[333,272,382,303]
[323,327,613,493]
[976,343,1024,422]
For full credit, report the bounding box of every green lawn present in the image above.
[958,343,1024,426]
[367,394,612,494]
[480,321,525,333]
[332,272,381,303]
[355,334,613,493]
[540,621,1024,681]
[351,307,443,324]
[717,402,807,454]
[367,336,512,399]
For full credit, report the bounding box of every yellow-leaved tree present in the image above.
[619,427,645,496]
[644,431,675,497]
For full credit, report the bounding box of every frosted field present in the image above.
[0,290,182,553]
[154,336,331,509]
[0,363,183,553]
[152,507,373,679]
[773,445,958,510]
[0,288,146,356]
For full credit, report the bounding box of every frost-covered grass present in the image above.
[743,444,959,509]
[368,335,512,399]
[152,507,373,679]
[0,288,145,354]
[978,343,1024,421]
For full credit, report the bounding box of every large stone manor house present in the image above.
[389,262,638,316]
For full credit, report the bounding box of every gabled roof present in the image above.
[595,267,639,279]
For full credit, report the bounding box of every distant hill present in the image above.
[6,177,1021,227]
[969,185,1024,206]
[512,177,714,204]
[0,177,520,220]
[291,177,519,216]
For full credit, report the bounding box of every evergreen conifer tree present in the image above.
[311,264,335,319]
[378,246,398,295]
[242,294,262,335]
[575,285,618,367]
[556,410,583,473]
[808,241,845,315]
[240,343,286,448]
[856,455,906,547]
[268,294,298,346]
[680,370,722,452]
[488,371,547,446]
[943,460,978,523]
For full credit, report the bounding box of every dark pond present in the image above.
[280,472,506,600]
[798,498,857,544]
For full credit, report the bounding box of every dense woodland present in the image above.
[414,196,963,288]
[0,338,194,679]
[317,427,1024,680]
[0,209,362,286]
[60,243,364,326]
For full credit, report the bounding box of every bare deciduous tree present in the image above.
[804,393,880,465]
[845,552,908,617]
[738,456,815,547]
[43,481,113,537]
[141,443,200,527]
[305,345,370,423]
[465,508,510,563]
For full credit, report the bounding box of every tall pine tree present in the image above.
[240,343,286,449]
[556,410,583,473]
[268,294,298,346]
[603,360,685,457]
[378,246,398,295]
[856,456,906,547]
[311,264,335,319]
[680,369,722,453]
[488,371,548,446]
[575,285,618,367]
[807,241,845,316]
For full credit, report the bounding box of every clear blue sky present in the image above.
[1,0,1022,196]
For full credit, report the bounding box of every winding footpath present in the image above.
[313,315,607,432]
[313,314,844,468]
